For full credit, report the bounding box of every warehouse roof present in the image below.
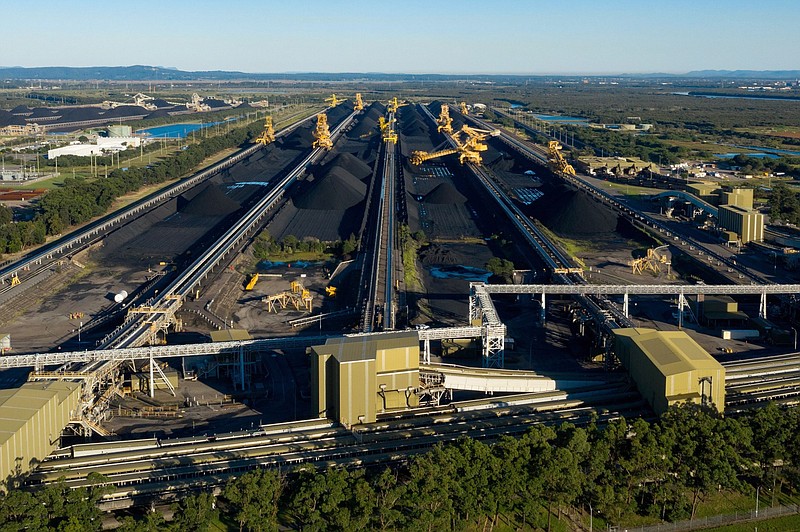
[614,328,723,377]
[0,381,81,446]
[209,329,252,342]
[315,332,419,364]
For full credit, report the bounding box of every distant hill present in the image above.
[685,69,800,80]
[1,65,799,82]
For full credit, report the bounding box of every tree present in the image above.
[223,468,283,532]
[486,257,515,282]
[171,491,217,532]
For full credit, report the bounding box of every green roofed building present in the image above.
[311,332,420,427]
[613,328,725,415]
[0,381,82,486]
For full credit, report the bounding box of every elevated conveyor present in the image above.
[426,363,612,394]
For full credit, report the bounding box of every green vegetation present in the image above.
[769,182,800,225]
[485,257,515,281]
[400,225,425,292]
[3,403,798,530]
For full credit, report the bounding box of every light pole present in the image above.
[589,503,593,532]
[792,327,797,351]
[756,485,760,517]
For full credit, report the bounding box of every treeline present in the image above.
[252,232,359,260]
[3,403,798,531]
[0,119,264,255]
[769,182,800,225]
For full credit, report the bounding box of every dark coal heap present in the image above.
[178,183,241,216]
[322,153,372,181]
[543,188,619,235]
[424,183,467,204]
[281,126,316,149]
[293,166,367,210]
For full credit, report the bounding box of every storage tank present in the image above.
[114,290,128,303]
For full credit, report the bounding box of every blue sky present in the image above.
[4,0,799,74]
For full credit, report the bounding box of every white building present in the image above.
[47,136,141,159]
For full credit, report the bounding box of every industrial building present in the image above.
[613,328,725,415]
[718,204,764,243]
[47,135,142,159]
[0,381,82,485]
[311,332,420,427]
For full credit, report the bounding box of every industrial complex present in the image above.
[0,89,798,514]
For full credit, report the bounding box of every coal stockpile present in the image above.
[178,183,241,216]
[321,152,372,181]
[293,166,367,210]
[423,183,467,204]
[347,101,385,139]
[419,243,460,265]
[540,185,619,236]
[398,105,434,159]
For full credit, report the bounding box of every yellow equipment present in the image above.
[245,273,260,291]
[354,93,364,111]
[325,94,341,107]
[437,105,453,134]
[325,286,337,297]
[380,116,397,144]
[312,113,333,150]
[548,141,576,176]
[410,124,500,166]
[460,101,469,115]
[264,280,313,313]
[630,246,671,276]
[253,116,275,145]
[387,97,408,113]
[9,274,20,287]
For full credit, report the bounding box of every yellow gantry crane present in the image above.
[410,124,500,166]
[437,105,453,134]
[379,116,397,144]
[354,93,364,111]
[460,101,469,115]
[387,97,409,113]
[325,94,341,107]
[312,113,334,150]
[548,140,576,176]
[253,116,275,145]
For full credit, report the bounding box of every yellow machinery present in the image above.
[380,116,397,144]
[264,280,313,312]
[325,286,337,297]
[437,105,453,134]
[460,101,469,115]
[9,274,20,287]
[630,246,671,276]
[387,97,408,113]
[548,141,576,176]
[325,94,341,107]
[312,113,333,150]
[410,124,500,166]
[245,273,260,291]
[354,93,364,111]
[253,116,275,145]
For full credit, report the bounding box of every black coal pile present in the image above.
[348,116,378,139]
[281,125,316,149]
[178,183,241,216]
[542,187,619,235]
[322,152,372,181]
[293,166,367,210]
[146,109,172,120]
[424,183,467,204]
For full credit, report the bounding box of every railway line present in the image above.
[359,110,398,332]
